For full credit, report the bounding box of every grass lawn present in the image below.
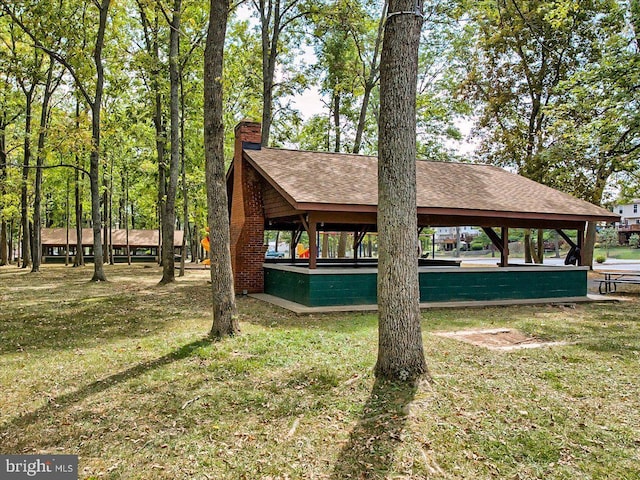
[594,246,640,261]
[1,264,639,479]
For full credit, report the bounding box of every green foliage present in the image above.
[629,233,640,249]
[595,254,606,263]
[599,227,619,254]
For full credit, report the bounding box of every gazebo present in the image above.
[227,121,618,308]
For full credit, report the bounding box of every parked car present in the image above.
[265,249,285,258]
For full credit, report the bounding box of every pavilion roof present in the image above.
[243,147,617,225]
[41,228,184,247]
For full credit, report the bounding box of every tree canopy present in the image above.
[0,0,637,276]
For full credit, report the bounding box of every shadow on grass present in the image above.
[0,337,212,442]
[331,378,417,479]
[237,297,378,333]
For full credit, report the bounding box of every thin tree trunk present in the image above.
[0,219,7,266]
[65,176,70,266]
[74,99,84,267]
[375,0,427,382]
[32,61,57,273]
[102,159,109,264]
[204,0,238,337]
[0,116,8,266]
[179,70,188,277]
[20,88,35,269]
[160,0,182,284]
[333,92,340,152]
[125,170,131,264]
[8,219,13,264]
[89,0,111,282]
[352,2,386,155]
[108,153,114,264]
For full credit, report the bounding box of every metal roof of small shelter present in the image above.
[240,147,618,230]
[41,228,183,248]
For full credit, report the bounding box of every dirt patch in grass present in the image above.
[433,328,571,350]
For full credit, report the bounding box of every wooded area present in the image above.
[1,0,638,278]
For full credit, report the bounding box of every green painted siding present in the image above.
[418,269,586,302]
[264,267,587,307]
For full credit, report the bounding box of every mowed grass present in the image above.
[1,264,639,479]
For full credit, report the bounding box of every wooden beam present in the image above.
[555,229,577,249]
[482,227,504,254]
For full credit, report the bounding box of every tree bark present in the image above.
[352,1,386,155]
[160,0,182,284]
[333,92,340,152]
[375,0,427,382]
[179,69,188,277]
[0,115,8,266]
[89,0,111,282]
[31,61,57,273]
[20,87,35,269]
[73,99,84,267]
[204,0,238,337]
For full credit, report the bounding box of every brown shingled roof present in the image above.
[41,228,184,247]
[244,147,617,223]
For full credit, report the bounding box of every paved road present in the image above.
[452,256,640,271]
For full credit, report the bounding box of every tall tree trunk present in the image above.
[333,92,340,152]
[74,99,84,267]
[125,171,131,264]
[0,219,7,266]
[0,116,8,266]
[375,0,427,382]
[108,154,114,264]
[89,0,111,282]
[179,70,188,277]
[160,0,182,285]
[204,0,238,337]
[353,1,386,155]
[32,62,57,273]
[20,88,34,269]
[65,176,70,266]
[259,0,280,147]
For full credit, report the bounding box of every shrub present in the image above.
[470,241,485,251]
[629,234,640,249]
[595,254,606,264]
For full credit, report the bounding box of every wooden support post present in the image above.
[577,228,584,266]
[353,229,359,261]
[501,227,509,267]
[309,221,317,269]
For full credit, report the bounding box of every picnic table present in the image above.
[597,271,640,294]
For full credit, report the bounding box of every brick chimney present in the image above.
[229,121,266,293]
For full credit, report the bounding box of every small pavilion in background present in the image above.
[40,228,184,264]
